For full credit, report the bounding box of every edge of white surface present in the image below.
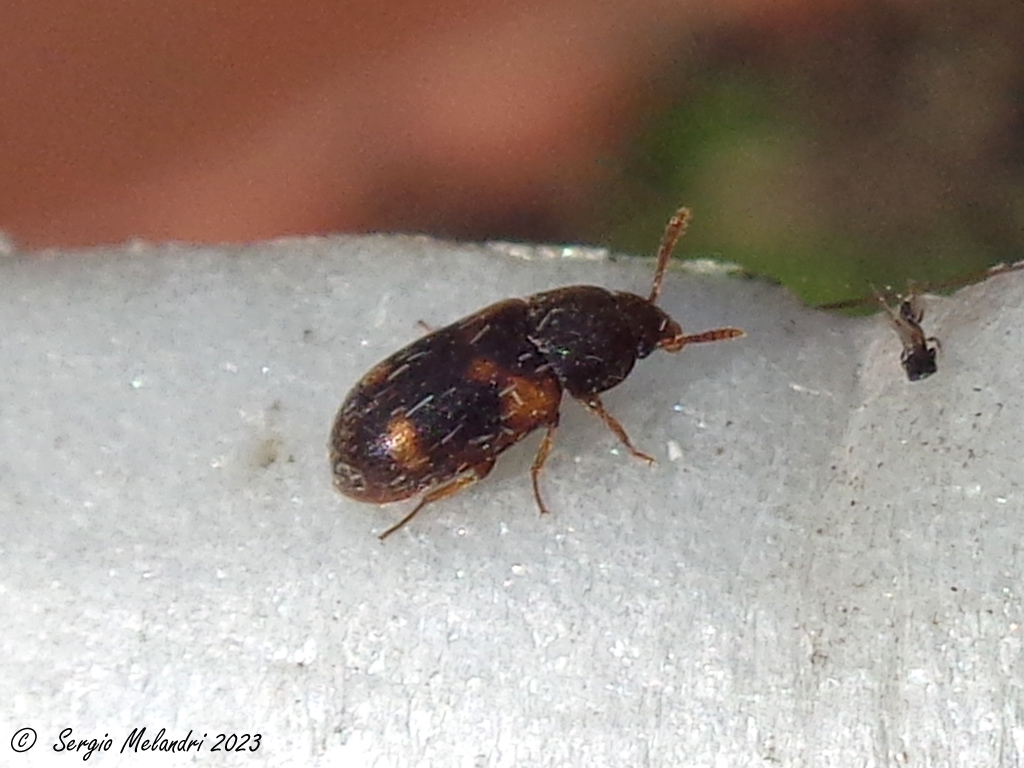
[2,233,1022,766]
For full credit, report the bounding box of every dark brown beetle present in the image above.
[329,207,744,538]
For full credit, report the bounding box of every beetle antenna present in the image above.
[649,206,691,304]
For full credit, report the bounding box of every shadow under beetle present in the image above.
[329,207,745,539]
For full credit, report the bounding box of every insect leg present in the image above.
[578,395,655,464]
[378,457,496,540]
[530,424,559,516]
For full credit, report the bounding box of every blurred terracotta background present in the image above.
[2,0,1022,301]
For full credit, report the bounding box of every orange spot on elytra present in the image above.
[467,357,560,431]
[383,415,429,470]
[498,375,561,431]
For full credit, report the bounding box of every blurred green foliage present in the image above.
[600,62,1020,309]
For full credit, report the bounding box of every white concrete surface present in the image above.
[2,232,1022,767]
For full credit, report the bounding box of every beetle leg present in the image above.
[579,395,655,464]
[530,424,559,516]
[378,458,496,540]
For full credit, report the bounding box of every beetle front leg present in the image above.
[578,395,655,464]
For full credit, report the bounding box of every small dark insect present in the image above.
[329,207,745,539]
[822,284,940,382]
[819,259,1024,382]
[876,289,939,382]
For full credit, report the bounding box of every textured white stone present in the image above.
[2,233,1022,767]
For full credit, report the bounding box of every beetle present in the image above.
[329,207,744,539]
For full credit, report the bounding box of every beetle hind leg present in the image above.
[378,458,496,540]
[579,395,655,464]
